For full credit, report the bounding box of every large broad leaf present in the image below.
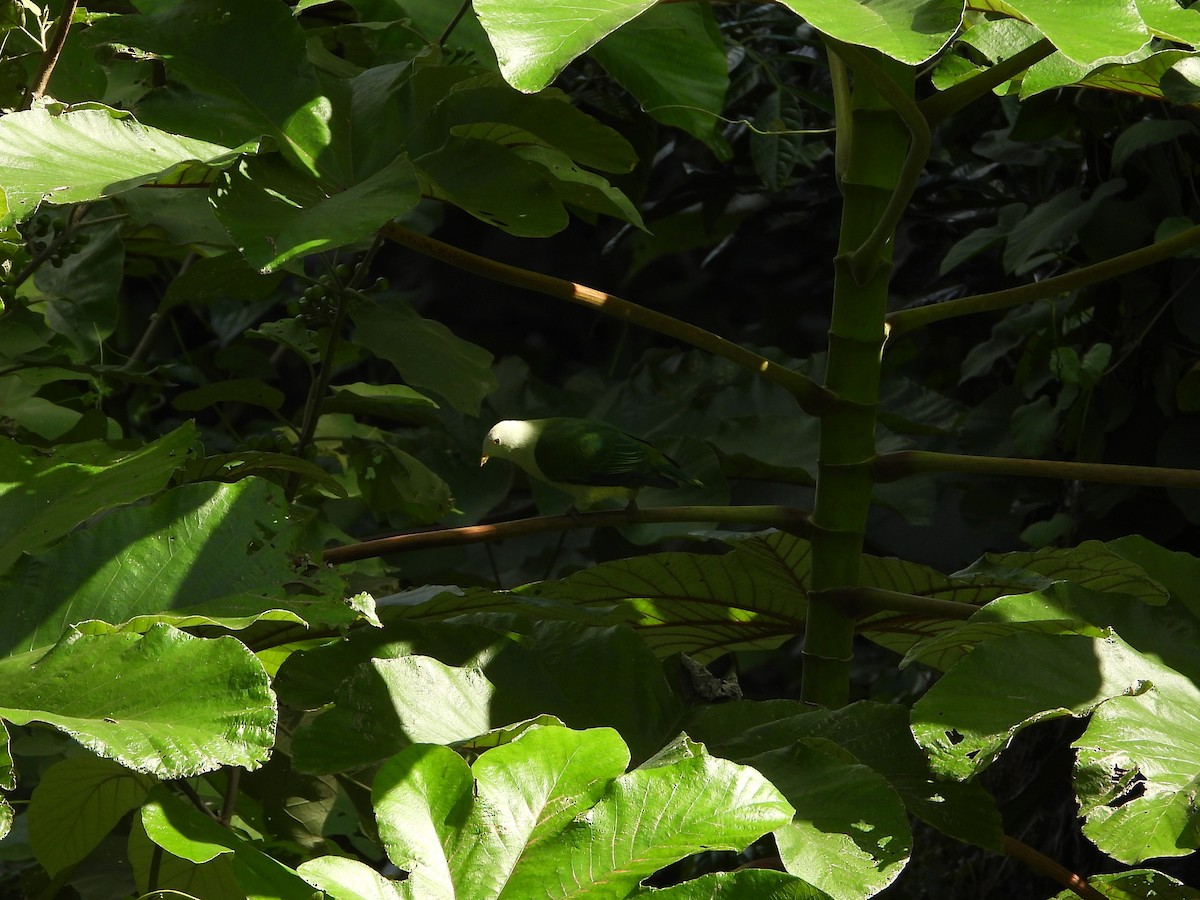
[139,785,315,898]
[88,0,330,178]
[0,422,196,573]
[213,154,419,272]
[351,295,497,415]
[778,0,961,65]
[633,871,832,899]
[406,78,638,173]
[0,625,275,778]
[298,855,405,899]
[284,618,685,773]
[0,478,340,657]
[989,0,1151,66]
[688,700,1003,854]
[413,136,570,236]
[519,530,813,661]
[589,3,730,157]
[752,741,910,900]
[28,754,155,876]
[128,816,243,899]
[1106,533,1200,619]
[901,582,1154,672]
[474,0,658,91]
[372,728,796,898]
[0,107,242,227]
[911,585,1200,864]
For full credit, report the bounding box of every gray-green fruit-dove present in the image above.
[482,417,699,509]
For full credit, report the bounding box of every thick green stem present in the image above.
[803,48,923,708]
[919,40,1056,126]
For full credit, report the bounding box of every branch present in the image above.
[874,450,1200,490]
[886,222,1200,335]
[919,39,1057,126]
[26,0,79,107]
[291,240,384,497]
[321,504,813,565]
[824,39,932,285]
[380,223,836,416]
[813,586,975,622]
[1001,835,1106,900]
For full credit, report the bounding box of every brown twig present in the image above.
[1001,835,1106,900]
[321,504,813,565]
[25,0,79,107]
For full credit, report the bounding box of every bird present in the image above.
[481,417,701,510]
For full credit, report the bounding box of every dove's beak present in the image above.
[480,455,489,467]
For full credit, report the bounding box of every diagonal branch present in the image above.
[26,0,79,107]
[919,39,1057,126]
[321,504,813,565]
[381,223,837,416]
[886,222,1200,335]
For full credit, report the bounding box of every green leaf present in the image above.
[351,296,497,415]
[350,443,454,522]
[901,581,1160,672]
[34,216,124,353]
[776,0,961,65]
[474,0,657,91]
[411,80,638,173]
[288,619,685,773]
[1106,534,1200,619]
[0,422,196,573]
[0,107,241,227]
[633,870,830,899]
[173,378,286,412]
[160,250,284,313]
[0,479,313,657]
[373,728,794,898]
[751,90,820,190]
[325,382,440,422]
[1076,703,1200,863]
[908,584,1200,865]
[1112,118,1197,173]
[689,700,1003,853]
[28,754,155,876]
[590,2,731,157]
[414,136,569,236]
[128,815,243,899]
[513,145,645,228]
[519,531,812,661]
[911,632,1157,779]
[141,785,316,898]
[298,855,405,900]
[89,0,330,178]
[993,0,1151,66]
[1003,180,1125,275]
[213,154,419,272]
[0,625,275,778]
[181,450,351,498]
[1050,868,1200,900]
[752,741,910,899]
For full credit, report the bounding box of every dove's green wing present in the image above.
[532,418,691,489]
